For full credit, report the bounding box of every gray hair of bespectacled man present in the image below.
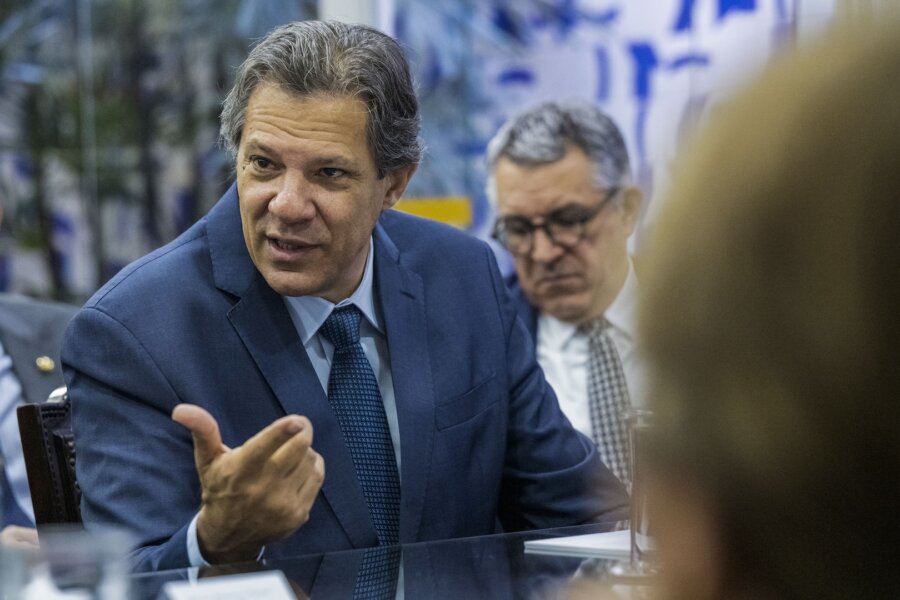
[219,20,423,179]
[484,101,632,208]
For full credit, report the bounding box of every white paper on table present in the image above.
[524,530,654,560]
[162,570,295,600]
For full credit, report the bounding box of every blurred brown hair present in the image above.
[640,21,900,600]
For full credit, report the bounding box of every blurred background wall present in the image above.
[0,0,890,302]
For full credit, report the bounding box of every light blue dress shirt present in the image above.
[187,237,400,565]
[0,339,36,526]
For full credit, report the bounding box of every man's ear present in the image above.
[621,186,643,235]
[381,163,419,211]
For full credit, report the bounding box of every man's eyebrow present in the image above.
[505,203,586,218]
[499,213,531,221]
[241,140,278,157]
[309,155,357,168]
[549,202,590,213]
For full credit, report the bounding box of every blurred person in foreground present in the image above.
[61,20,628,573]
[0,204,76,549]
[638,22,900,600]
[487,102,644,492]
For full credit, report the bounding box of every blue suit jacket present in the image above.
[504,273,539,341]
[61,186,628,571]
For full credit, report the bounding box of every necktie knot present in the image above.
[321,305,362,350]
[580,317,609,339]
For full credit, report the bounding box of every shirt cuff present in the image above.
[186,513,266,566]
[186,513,211,568]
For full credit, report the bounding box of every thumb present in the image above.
[172,404,229,469]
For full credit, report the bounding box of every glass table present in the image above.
[129,521,658,599]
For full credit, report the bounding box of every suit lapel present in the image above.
[506,273,539,340]
[208,186,377,548]
[373,223,435,543]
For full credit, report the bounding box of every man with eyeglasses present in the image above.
[487,101,644,492]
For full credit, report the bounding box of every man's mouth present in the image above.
[266,236,318,259]
[539,272,578,284]
[270,237,310,251]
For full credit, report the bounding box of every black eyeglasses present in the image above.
[491,187,620,256]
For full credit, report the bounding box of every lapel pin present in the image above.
[36,356,55,373]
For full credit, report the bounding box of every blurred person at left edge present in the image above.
[61,20,629,572]
[0,200,76,549]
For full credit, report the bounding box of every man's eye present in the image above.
[251,156,273,170]
[503,219,533,236]
[549,209,589,228]
[320,167,346,178]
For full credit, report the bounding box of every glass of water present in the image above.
[626,409,656,573]
[26,526,134,600]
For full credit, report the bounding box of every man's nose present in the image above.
[529,226,564,264]
[268,173,316,222]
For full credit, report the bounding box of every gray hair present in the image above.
[485,101,631,207]
[220,20,423,178]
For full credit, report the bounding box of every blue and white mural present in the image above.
[1,1,831,298]
[398,0,800,242]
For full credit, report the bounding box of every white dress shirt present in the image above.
[188,237,400,565]
[536,262,646,440]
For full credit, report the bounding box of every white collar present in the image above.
[604,260,638,343]
[283,237,383,344]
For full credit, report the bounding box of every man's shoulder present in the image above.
[83,220,210,313]
[378,209,492,263]
[501,272,538,337]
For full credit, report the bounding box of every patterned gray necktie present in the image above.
[585,318,632,492]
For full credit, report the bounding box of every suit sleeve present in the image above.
[61,306,198,572]
[485,249,630,530]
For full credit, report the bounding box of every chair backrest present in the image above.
[16,386,82,526]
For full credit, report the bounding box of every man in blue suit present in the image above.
[62,21,628,573]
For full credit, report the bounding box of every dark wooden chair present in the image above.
[16,386,82,526]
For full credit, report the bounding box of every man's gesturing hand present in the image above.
[171,404,325,564]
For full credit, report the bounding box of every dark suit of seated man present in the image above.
[0,199,77,549]
[0,292,75,547]
[61,20,629,573]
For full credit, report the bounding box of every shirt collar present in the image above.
[537,312,579,351]
[283,237,383,344]
[604,260,638,342]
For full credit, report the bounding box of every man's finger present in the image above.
[238,415,310,471]
[172,404,229,468]
[295,451,325,507]
[1,525,39,549]
[269,424,316,477]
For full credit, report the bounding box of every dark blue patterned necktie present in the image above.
[352,546,401,600]
[320,305,401,546]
